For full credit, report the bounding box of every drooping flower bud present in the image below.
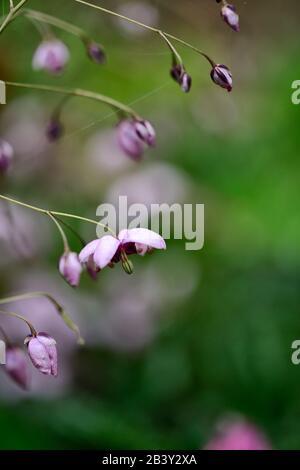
[32,39,70,75]
[59,251,82,287]
[133,120,156,147]
[0,139,13,174]
[46,118,64,142]
[25,332,58,377]
[170,64,192,93]
[5,346,30,390]
[211,64,233,92]
[221,4,240,32]
[117,120,144,161]
[86,42,106,64]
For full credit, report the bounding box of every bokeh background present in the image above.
[0,0,299,450]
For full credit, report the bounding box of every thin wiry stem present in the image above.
[0,310,37,336]
[0,292,84,344]
[5,81,139,119]
[0,0,28,34]
[47,211,70,252]
[21,8,88,40]
[74,0,216,67]
[0,194,116,236]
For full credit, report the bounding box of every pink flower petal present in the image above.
[118,228,166,250]
[79,239,100,263]
[93,235,121,269]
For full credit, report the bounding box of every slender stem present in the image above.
[0,0,28,34]
[159,31,182,65]
[5,81,139,118]
[21,9,88,40]
[0,310,37,336]
[47,211,70,252]
[74,0,216,67]
[53,215,86,247]
[0,291,84,344]
[0,194,116,236]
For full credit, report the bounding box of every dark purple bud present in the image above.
[87,42,106,64]
[117,120,144,161]
[211,64,233,92]
[221,4,240,32]
[0,139,13,174]
[59,251,82,287]
[46,119,64,142]
[134,120,156,147]
[170,64,192,93]
[25,332,57,377]
[5,346,30,390]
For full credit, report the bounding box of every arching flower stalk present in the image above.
[0,291,84,344]
[0,1,234,92]
[0,194,167,282]
[74,0,234,92]
[4,80,158,158]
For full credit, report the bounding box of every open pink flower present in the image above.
[79,228,166,273]
[32,39,70,74]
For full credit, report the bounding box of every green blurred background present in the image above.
[0,0,300,450]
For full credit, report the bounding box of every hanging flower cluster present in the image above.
[0,0,242,390]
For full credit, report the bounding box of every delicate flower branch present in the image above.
[0,309,37,336]
[5,81,139,119]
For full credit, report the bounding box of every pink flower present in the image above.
[117,119,156,161]
[25,333,58,377]
[221,4,240,32]
[5,346,30,390]
[79,228,166,274]
[211,64,233,92]
[205,418,271,450]
[32,39,70,74]
[0,139,13,174]
[59,251,82,287]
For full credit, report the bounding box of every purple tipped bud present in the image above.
[221,4,240,32]
[0,139,13,174]
[211,64,233,92]
[170,64,192,93]
[25,333,57,377]
[87,42,106,64]
[59,251,82,287]
[5,346,30,390]
[32,39,70,75]
[117,120,144,161]
[46,118,64,142]
[134,120,156,147]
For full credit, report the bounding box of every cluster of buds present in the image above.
[217,1,240,32]
[58,228,166,287]
[117,119,156,160]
